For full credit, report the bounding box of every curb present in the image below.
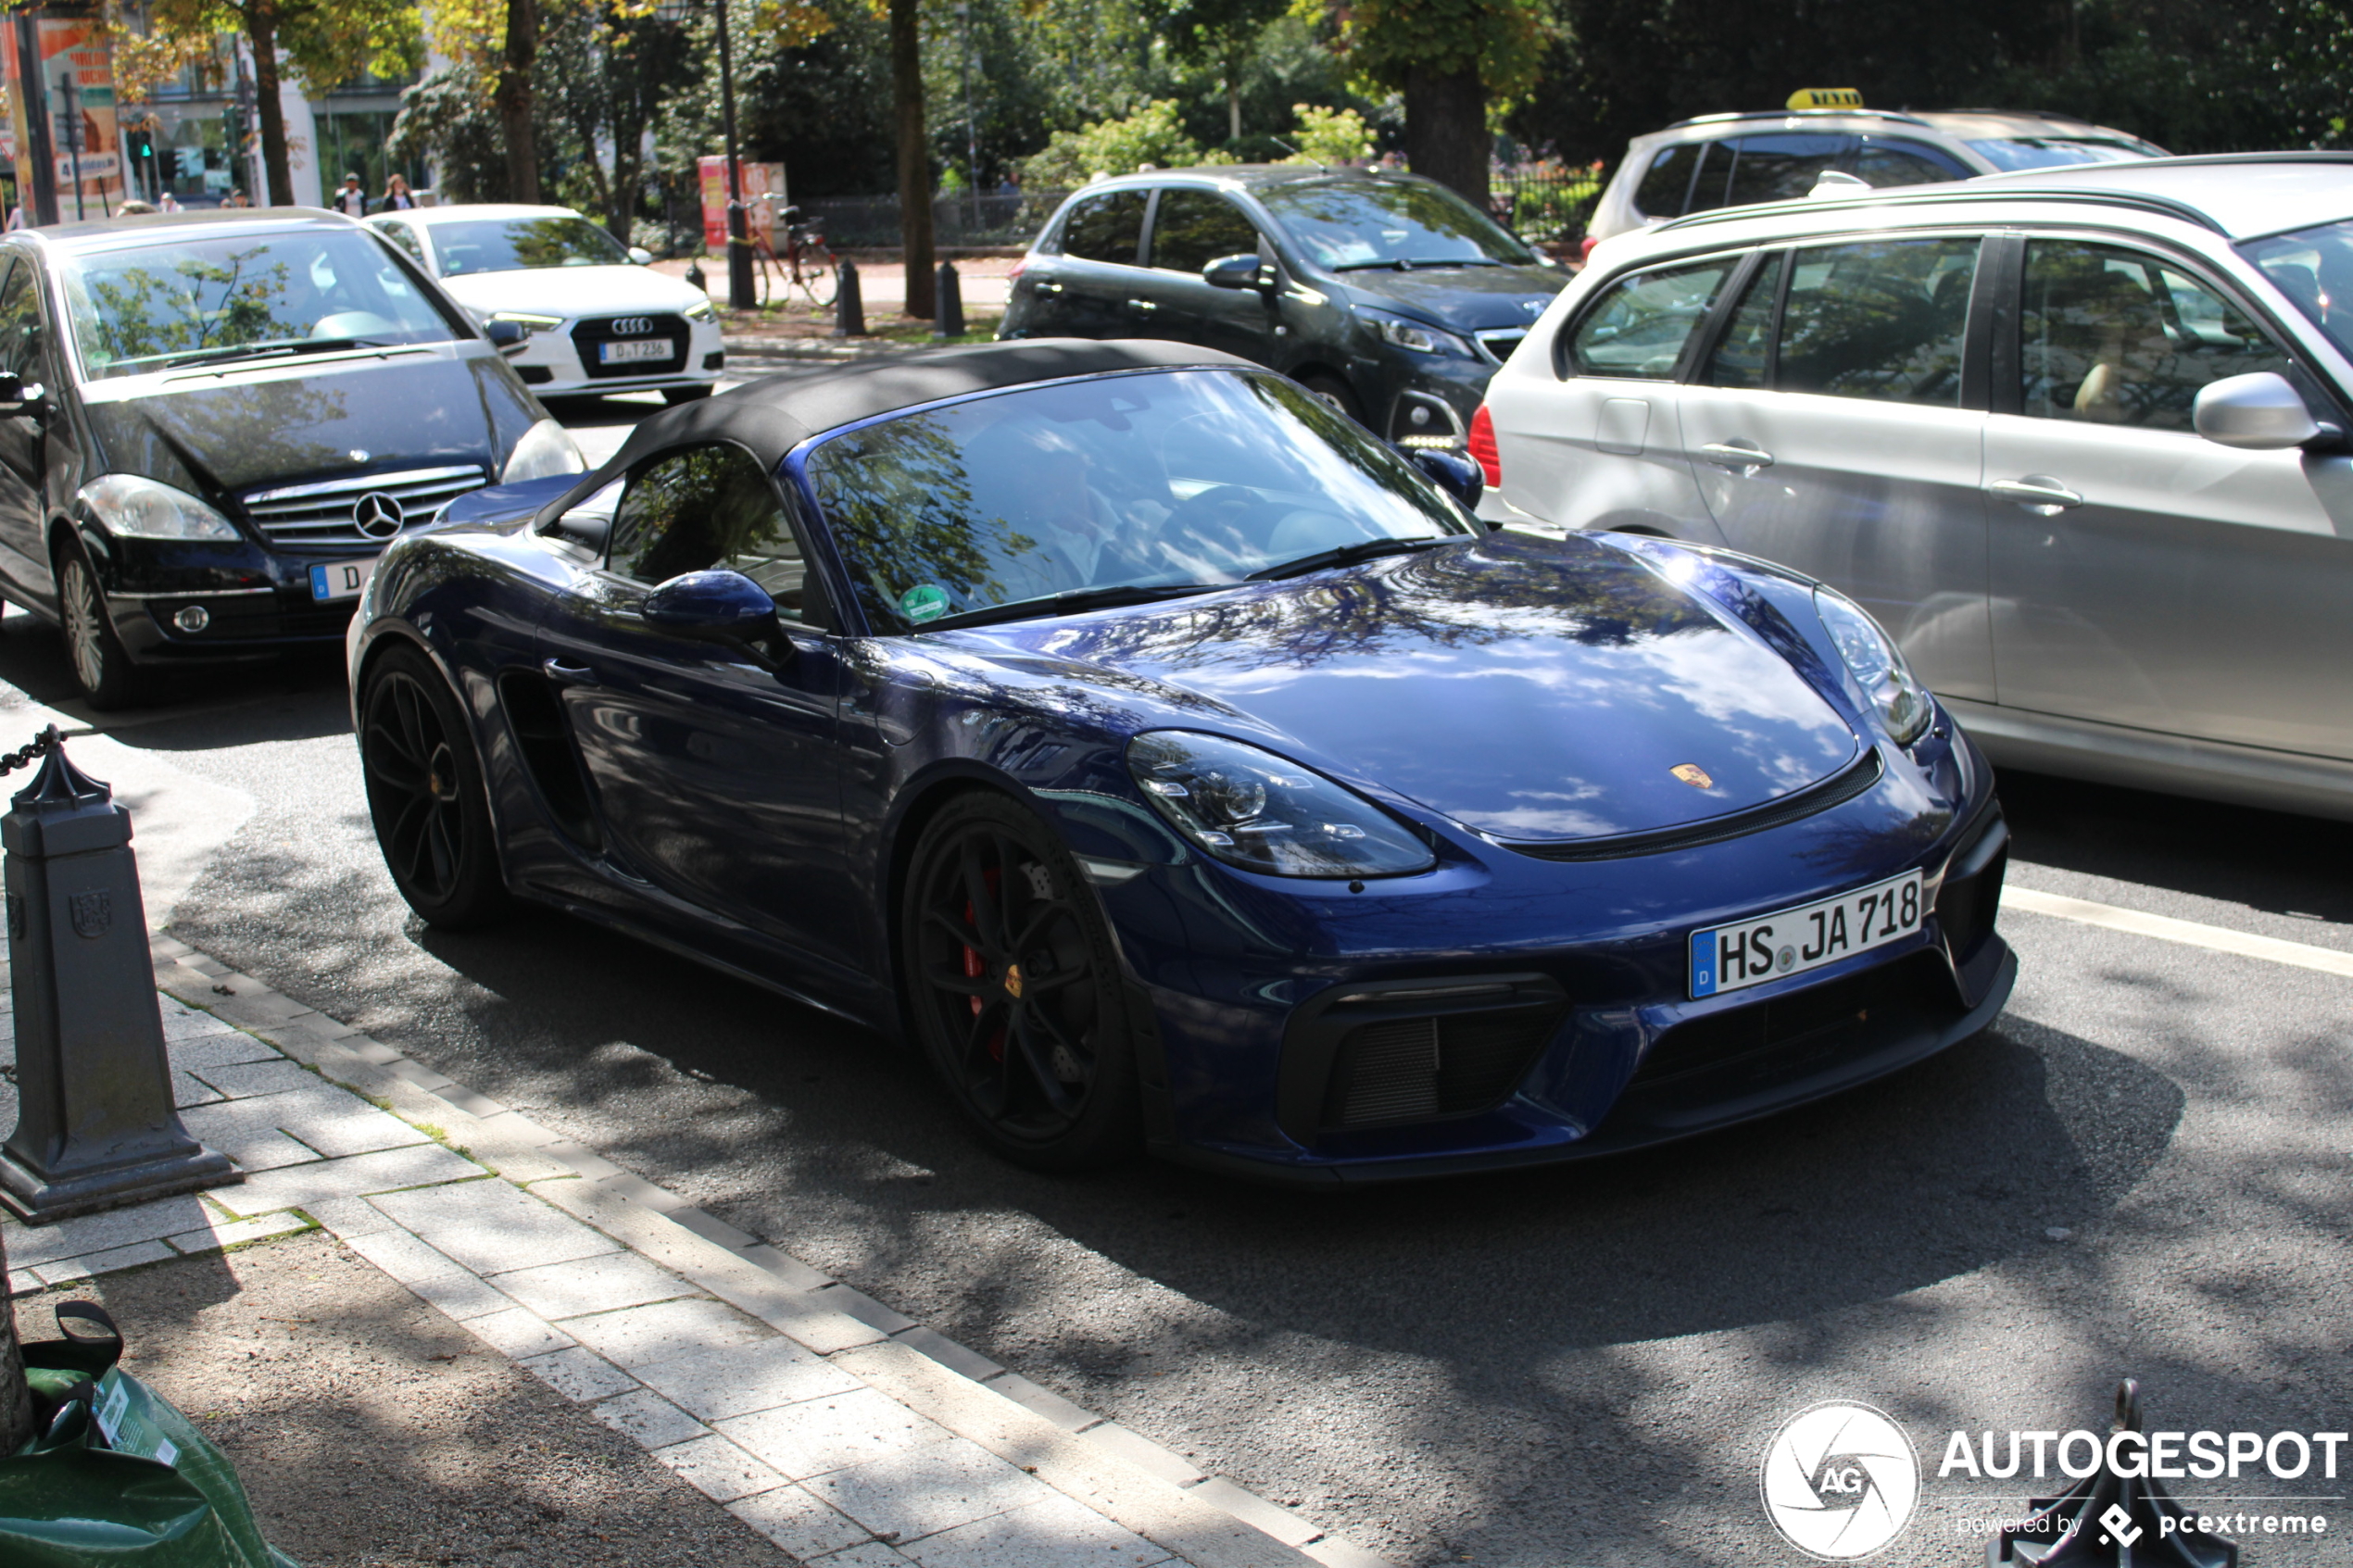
[722,339,971,364]
[6,934,1390,1568]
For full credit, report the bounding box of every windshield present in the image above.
[1965,137,2152,172]
[61,231,459,380]
[1256,179,1535,270]
[426,216,630,276]
[2241,221,2353,364]
[803,369,1472,633]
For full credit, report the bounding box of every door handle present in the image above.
[1699,440,1773,471]
[1126,298,1158,314]
[541,658,597,687]
[1031,280,1063,295]
[1987,476,2083,513]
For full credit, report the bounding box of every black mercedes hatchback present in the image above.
[0,208,586,707]
[999,167,1567,451]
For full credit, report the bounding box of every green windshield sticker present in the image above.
[900,583,950,623]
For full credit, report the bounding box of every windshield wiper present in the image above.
[1333,257,1502,271]
[919,582,1227,632]
[1246,535,1452,581]
[144,337,382,370]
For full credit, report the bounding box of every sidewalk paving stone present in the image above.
[812,1545,917,1567]
[635,1336,862,1422]
[802,1435,1059,1543]
[33,1238,176,1284]
[589,1386,709,1450]
[716,1386,951,1480]
[179,1094,368,1169]
[462,1305,577,1360]
[900,1490,1177,1568]
[489,1250,699,1320]
[371,1178,621,1275]
[208,1142,484,1219]
[343,1227,470,1286]
[564,1296,777,1368]
[652,1433,791,1503]
[519,1345,642,1404]
[726,1484,877,1560]
[165,1211,314,1255]
[2,1194,215,1267]
[192,1058,325,1098]
[400,1269,517,1322]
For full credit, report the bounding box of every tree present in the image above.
[1019,98,1231,184]
[143,0,422,206]
[1154,0,1287,142]
[497,0,540,201]
[1320,0,1549,205]
[890,0,934,317]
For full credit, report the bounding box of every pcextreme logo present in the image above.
[1760,1401,1921,1560]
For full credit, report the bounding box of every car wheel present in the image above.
[1297,371,1366,426]
[56,544,146,709]
[359,645,510,928]
[900,792,1143,1171]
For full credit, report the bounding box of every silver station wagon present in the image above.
[1476,153,2353,822]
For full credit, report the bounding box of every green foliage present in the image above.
[145,0,421,95]
[1285,102,1373,162]
[81,251,289,367]
[1020,99,1239,185]
[389,59,518,201]
[1326,0,1553,101]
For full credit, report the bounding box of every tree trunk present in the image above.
[245,6,294,207]
[889,0,935,318]
[1227,66,1240,144]
[1402,61,1489,208]
[0,1229,31,1454]
[497,0,540,204]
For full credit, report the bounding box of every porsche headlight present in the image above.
[1127,731,1435,878]
[79,474,240,541]
[501,419,588,483]
[1815,587,1932,745]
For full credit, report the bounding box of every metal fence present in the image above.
[1491,165,1604,246]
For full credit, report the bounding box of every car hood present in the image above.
[1336,263,1567,332]
[78,346,537,498]
[967,533,1863,843]
[434,265,707,318]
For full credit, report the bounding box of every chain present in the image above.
[0,725,58,779]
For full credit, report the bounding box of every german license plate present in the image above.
[598,338,672,364]
[1689,871,1924,999]
[308,558,376,601]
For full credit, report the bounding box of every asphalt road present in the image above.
[15,387,2351,1566]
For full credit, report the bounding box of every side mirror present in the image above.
[1410,446,1484,512]
[2193,370,2334,450]
[627,245,654,266]
[1203,253,1274,292]
[483,318,529,355]
[0,371,31,417]
[644,569,792,671]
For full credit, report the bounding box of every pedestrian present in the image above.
[377,172,416,212]
[4,206,22,231]
[157,189,182,212]
[115,198,157,215]
[331,172,368,218]
[224,188,249,208]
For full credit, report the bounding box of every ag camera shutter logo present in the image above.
[1759,1401,1919,1559]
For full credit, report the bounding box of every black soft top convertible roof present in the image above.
[608,338,1254,475]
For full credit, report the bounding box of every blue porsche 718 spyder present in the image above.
[346,338,2014,1183]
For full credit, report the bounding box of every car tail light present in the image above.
[1579,235,1601,263]
[1008,255,1029,282]
[1466,404,1502,488]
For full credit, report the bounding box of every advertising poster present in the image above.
[2,15,123,219]
[696,155,784,251]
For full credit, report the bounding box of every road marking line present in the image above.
[2003,886,2353,980]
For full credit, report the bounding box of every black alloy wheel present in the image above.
[1297,371,1366,426]
[55,544,145,709]
[359,646,510,928]
[901,793,1142,1170]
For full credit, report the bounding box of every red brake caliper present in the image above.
[960,869,1006,1062]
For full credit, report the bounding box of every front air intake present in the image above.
[1277,973,1568,1143]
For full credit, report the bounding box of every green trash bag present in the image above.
[0,1301,298,1568]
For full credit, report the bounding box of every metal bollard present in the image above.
[933,260,965,339]
[1991,1379,2236,1565]
[833,259,866,337]
[0,732,234,1223]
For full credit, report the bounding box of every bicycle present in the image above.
[749,196,837,310]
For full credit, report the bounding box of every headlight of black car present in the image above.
[1359,308,1477,359]
[1127,731,1436,878]
[79,474,241,541]
[1814,587,1931,746]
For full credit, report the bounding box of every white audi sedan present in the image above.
[369,204,723,403]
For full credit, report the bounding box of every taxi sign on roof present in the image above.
[1787,87,1865,109]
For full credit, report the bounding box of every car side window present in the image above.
[1632,144,1698,219]
[0,261,38,382]
[1149,190,1260,275]
[1688,133,1848,214]
[1776,237,1979,406]
[608,443,825,623]
[1704,253,1783,390]
[378,222,426,263]
[1059,191,1148,266]
[1853,139,1968,187]
[2021,240,2296,431]
[1566,257,1737,380]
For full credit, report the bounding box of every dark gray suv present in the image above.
[999,166,1567,452]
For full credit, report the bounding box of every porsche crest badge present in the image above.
[1670,763,1715,790]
